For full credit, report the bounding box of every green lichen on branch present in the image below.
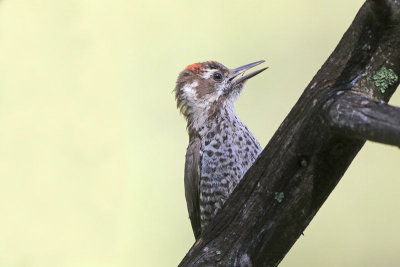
[373,66,398,93]
[362,44,371,51]
[274,192,285,203]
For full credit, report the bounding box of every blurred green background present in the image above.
[0,0,399,266]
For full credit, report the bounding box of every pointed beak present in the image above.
[229,60,268,85]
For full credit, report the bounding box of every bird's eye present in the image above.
[213,72,223,81]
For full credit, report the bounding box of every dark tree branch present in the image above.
[328,94,400,147]
[180,1,400,266]
[370,0,400,19]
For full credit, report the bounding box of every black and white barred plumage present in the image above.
[175,61,266,239]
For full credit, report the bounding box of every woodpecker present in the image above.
[174,60,267,239]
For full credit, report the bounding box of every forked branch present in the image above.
[180,1,400,266]
[329,94,400,147]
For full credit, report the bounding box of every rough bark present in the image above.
[180,1,400,266]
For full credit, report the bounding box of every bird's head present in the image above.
[174,60,267,130]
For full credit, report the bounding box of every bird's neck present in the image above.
[187,103,239,138]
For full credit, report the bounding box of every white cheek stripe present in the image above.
[182,80,199,98]
[180,79,234,131]
[201,69,215,79]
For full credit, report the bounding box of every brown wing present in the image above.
[184,137,202,239]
